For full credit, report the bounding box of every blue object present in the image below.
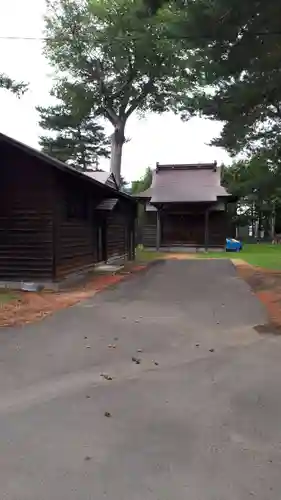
[225,238,242,252]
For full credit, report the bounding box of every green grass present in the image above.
[199,243,281,270]
[136,244,281,270]
[0,291,18,305]
[135,248,167,262]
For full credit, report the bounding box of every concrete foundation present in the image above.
[0,255,127,292]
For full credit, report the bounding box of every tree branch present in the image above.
[125,78,154,119]
[118,55,137,116]
[83,58,119,125]
[0,73,28,96]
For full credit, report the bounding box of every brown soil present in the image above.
[236,262,281,328]
[0,264,147,328]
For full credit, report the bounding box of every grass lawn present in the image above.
[136,244,281,270]
[135,248,167,262]
[0,291,18,306]
[198,243,281,270]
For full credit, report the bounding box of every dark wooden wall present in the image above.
[53,173,136,278]
[106,212,127,259]
[142,211,157,247]
[106,200,135,260]
[161,212,205,245]
[0,143,54,280]
[53,171,103,279]
[0,141,136,282]
[208,211,228,246]
[140,206,228,247]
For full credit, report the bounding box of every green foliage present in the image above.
[178,0,281,159]
[223,156,281,237]
[43,0,192,179]
[131,167,153,194]
[37,87,110,170]
[0,74,28,95]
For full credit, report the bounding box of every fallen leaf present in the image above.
[100,373,113,381]
[84,456,92,461]
[132,356,141,364]
[137,348,143,353]
[195,344,200,347]
[154,361,159,366]
[104,411,111,418]
[209,348,215,353]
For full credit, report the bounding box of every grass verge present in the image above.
[198,244,281,270]
[136,244,281,270]
[0,291,19,305]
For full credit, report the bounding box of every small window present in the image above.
[66,190,89,221]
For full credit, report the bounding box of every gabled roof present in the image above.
[135,162,230,203]
[0,132,134,203]
[85,170,118,190]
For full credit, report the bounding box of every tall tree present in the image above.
[223,157,281,238]
[178,0,281,159]
[38,88,110,170]
[43,0,191,183]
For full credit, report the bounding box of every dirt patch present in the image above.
[0,265,147,328]
[254,324,281,336]
[236,263,281,327]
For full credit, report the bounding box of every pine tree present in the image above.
[38,96,110,170]
[0,74,27,95]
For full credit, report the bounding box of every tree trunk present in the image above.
[271,203,276,240]
[251,201,255,238]
[110,122,125,186]
[258,203,262,240]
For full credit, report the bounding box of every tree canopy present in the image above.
[223,156,281,238]
[178,0,281,160]
[38,85,110,170]
[43,0,191,182]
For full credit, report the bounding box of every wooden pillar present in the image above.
[156,209,161,250]
[204,208,209,251]
[130,217,136,260]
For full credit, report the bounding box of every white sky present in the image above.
[0,0,231,182]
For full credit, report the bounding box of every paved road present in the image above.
[1,260,281,499]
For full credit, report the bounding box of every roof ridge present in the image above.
[156,162,217,172]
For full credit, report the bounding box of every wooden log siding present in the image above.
[0,146,54,280]
[142,212,157,247]
[106,212,126,259]
[105,199,134,260]
[54,173,99,279]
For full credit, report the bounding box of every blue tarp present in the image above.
[226,238,242,252]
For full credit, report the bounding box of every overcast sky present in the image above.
[0,0,231,182]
